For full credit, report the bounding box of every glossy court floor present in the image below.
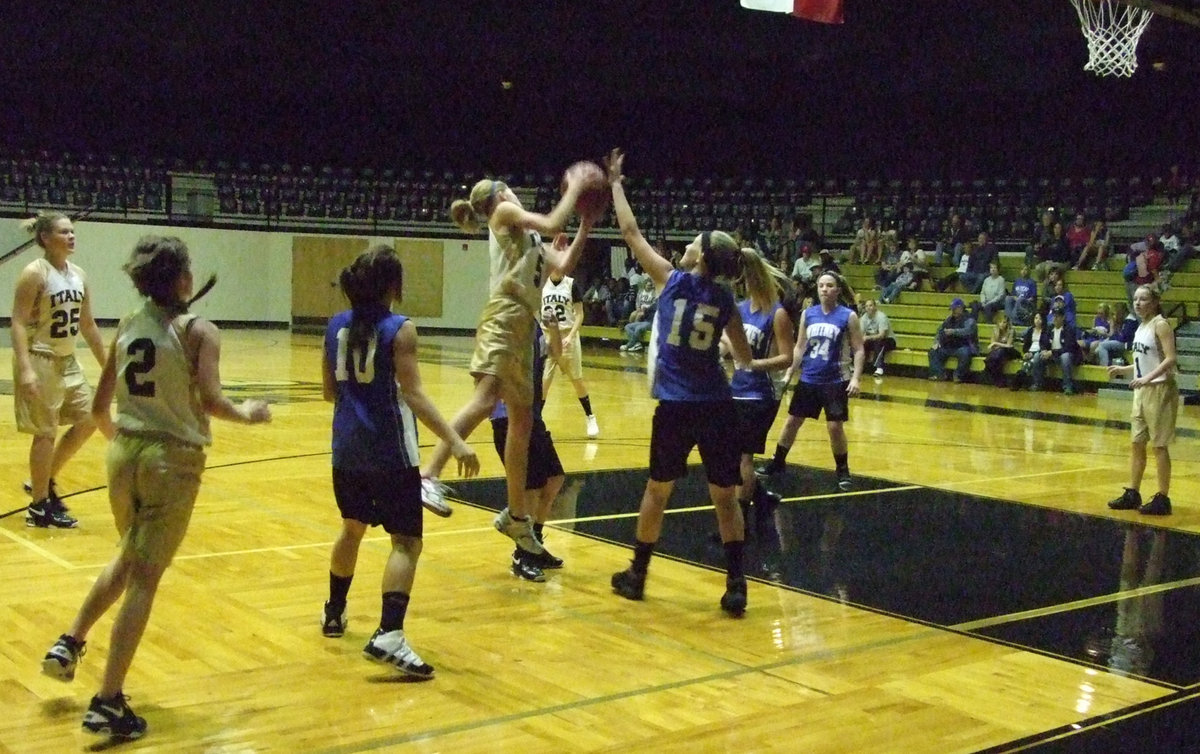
[1,330,1198,752]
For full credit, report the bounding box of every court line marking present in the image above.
[0,526,76,569]
[953,575,1200,632]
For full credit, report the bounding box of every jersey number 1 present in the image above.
[334,329,376,383]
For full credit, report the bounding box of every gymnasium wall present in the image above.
[0,219,489,330]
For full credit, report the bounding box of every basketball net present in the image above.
[1069,0,1154,77]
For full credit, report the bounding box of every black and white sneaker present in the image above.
[42,634,86,681]
[363,628,434,678]
[511,551,547,582]
[82,693,147,739]
[26,498,78,529]
[520,546,563,570]
[321,602,347,638]
[836,472,852,493]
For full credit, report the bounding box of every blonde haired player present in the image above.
[10,211,109,528]
[1106,284,1179,516]
[421,171,594,562]
[541,270,600,438]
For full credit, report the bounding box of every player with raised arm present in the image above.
[604,149,756,617]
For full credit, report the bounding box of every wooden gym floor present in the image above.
[0,329,1197,752]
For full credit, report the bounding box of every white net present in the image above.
[1069,0,1154,77]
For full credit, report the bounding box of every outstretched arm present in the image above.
[606,149,674,287]
[191,319,272,424]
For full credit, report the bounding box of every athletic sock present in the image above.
[381,591,411,632]
[724,540,746,581]
[329,572,353,609]
[632,540,656,575]
[834,451,849,474]
[579,396,593,416]
[772,444,790,467]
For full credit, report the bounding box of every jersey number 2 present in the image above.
[124,338,157,397]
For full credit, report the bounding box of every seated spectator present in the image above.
[1033,221,1072,281]
[898,236,929,268]
[1163,222,1196,276]
[583,277,612,325]
[1039,267,1064,318]
[1081,302,1112,362]
[815,249,841,276]
[937,213,969,267]
[977,261,1007,324]
[619,278,658,352]
[880,261,918,304]
[850,218,880,264]
[1005,264,1038,327]
[936,242,973,292]
[1049,279,1077,330]
[983,313,1020,388]
[1122,236,1165,304]
[606,277,633,325]
[1012,312,1046,390]
[874,243,903,288]
[879,227,898,266]
[1024,210,1057,268]
[1065,213,1092,263]
[958,233,996,295]
[1031,305,1082,395]
[791,243,818,298]
[928,298,978,383]
[1094,300,1136,366]
[1074,219,1111,271]
[859,299,896,377]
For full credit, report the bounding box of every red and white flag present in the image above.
[739,0,844,24]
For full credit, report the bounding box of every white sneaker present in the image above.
[874,367,883,376]
[493,507,545,554]
[363,628,434,678]
[420,477,453,518]
[585,415,600,438]
[619,344,630,352]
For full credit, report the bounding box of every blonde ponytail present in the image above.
[739,247,792,311]
[450,178,506,232]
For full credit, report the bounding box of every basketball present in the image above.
[562,161,609,219]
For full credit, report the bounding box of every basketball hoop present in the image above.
[1069,0,1154,77]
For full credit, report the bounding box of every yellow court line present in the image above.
[0,526,76,569]
[953,575,1200,632]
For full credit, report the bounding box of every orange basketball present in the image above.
[562,161,610,218]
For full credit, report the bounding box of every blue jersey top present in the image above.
[325,306,420,471]
[491,325,547,422]
[730,299,782,401]
[648,269,735,401]
[799,304,853,385]
[1012,276,1037,303]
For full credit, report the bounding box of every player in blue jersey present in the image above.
[490,315,569,581]
[320,245,479,679]
[725,252,796,538]
[604,149,756,617]
[760,271,864,492]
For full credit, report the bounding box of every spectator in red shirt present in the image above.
[1065,213,1092,260]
